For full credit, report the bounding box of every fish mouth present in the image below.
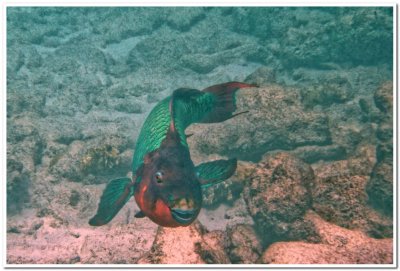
[170,208,196,224]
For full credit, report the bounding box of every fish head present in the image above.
[134,146,202,227]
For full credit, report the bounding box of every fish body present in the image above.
[89,82,255,227]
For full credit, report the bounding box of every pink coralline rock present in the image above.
[137,222,230,264]
[243,152,315,243]
[197,230,230,264]
[259,211,393,264]
[312,145,393,238]
[7,213,158,264]
[225,224,262,264]
[138,222,206,264]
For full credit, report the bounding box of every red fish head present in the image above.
[134,146,202,227]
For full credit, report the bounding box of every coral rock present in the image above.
[225,224,262,264]
[243,152,314,243]
[189,85,330,161]
[196,230,230,264]
[138,222,206,264]
[312,157,392,238]
[259,212,393,264]
[374,81,392,114]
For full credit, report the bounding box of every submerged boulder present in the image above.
[187,85,331,161]
[196,230,230,264]
[224,224,262,264]
[367,81,393,216]
[243,152,315,244]
[7,213,158,264]
[312,156,393,238]
[259,212,393,264]
[137,222,230,264]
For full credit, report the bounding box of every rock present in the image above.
[137,222,233,264]
[243,152,314,243]
[312,154,392,238]
[188,85,331,161]
[374,81,392,114]
[234,8,392,68]
[138,222,206,264]
[92,8,164,45]
[7,116,48,214]
[7,45,42,79]
[366,81,393,217]
[35,43,111,117]
[312,174,369,228]
[80,145,121,175]
[108,98,143,114]
[231,7,296,41]
[300,74,354,108]
[49,141,86,182]
[69,190,80,207]
[367,162,393,217]
[47,135,131,184]
[165,7,206,31]
[180,53,222,74]
[196,230,230,264]
[259,212,393,264]
[225,224,262,264]
[290,144,347,164]
[124,9,261,77]
[180,44,259,74]
[376,123,392,158]
[7,214,158,264]
[244,66,276,86]
[6,159,31,215]
[347,143,377,176]
[198,196,255,232]
[363,208,393,238]
[7,45,24,77]
[7,82,48,116]
[79,222,156,264]
[7,116,46,171]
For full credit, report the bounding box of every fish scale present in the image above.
[173,92,215,147]
[132,92,215,173]
[132,97,171,173]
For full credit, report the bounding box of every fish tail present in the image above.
[171,82,257,145]
[202,82,257,123]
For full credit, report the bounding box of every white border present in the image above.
[2,1,398,270]
[392,2,398,269]
[2,0,8,269]
[0,1,397,6]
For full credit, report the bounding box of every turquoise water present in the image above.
[7,7,393,264]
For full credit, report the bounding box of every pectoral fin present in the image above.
[89,177,134,226]
[195,158,237,188]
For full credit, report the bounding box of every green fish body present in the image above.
[89,82,255,227]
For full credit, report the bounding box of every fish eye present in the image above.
[155,171,163,183]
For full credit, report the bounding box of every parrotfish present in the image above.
[89,82,256,227]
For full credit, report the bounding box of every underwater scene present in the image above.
[6,7,394,264]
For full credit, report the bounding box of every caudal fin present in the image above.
[201,82,256,123]
[89,177,134,226]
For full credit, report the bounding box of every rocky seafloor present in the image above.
[6,7,393,264]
